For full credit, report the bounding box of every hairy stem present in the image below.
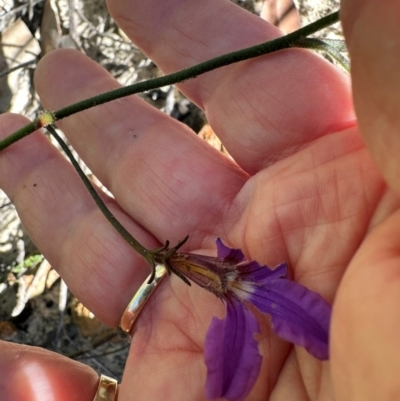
[46,125,152,261]
[294,37,349,72]
[0,10,339,151]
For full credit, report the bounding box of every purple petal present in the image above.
[204,300,262,401]
[239,261,289,282]
[216,238,246,263]
[249,279,331,360]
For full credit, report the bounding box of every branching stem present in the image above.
[1,10,342,278]
[0,10,340,151]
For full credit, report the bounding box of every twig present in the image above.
[0,201,12,209]
[0,0,45,20]
[68,334,127,359]
[55,279,68,347]
[0,59,36,78]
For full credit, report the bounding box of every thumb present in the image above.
[0,341,101,401]
[341,0,400,196]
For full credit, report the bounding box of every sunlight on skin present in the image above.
[22,362,55,401]
[0,342,98,401]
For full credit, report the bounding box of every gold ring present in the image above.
[119,264,167,335]
[92,374,118,401]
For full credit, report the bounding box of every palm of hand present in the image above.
[121,126,386,401]
[1,1,399,401]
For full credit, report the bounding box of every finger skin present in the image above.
[0,341,99,401]
[108,0,356,173]
[341,0,400,196]
[34,49,248,248]
[333,3,400,398]
[0,113,156,325]
[332,210,400,400]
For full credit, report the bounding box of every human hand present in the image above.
[0,0,399,400]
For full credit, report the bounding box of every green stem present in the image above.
[293,37,349,72]
[46,125,152,262]
[0,10,339,151]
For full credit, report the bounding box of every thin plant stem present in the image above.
[293,37,349,72]
[0,10,340,151]
[46,125,152,261]
[47,125,189,279]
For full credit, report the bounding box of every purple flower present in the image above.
[168,239,331,401]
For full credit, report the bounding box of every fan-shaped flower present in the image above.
[168,239,331,401]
